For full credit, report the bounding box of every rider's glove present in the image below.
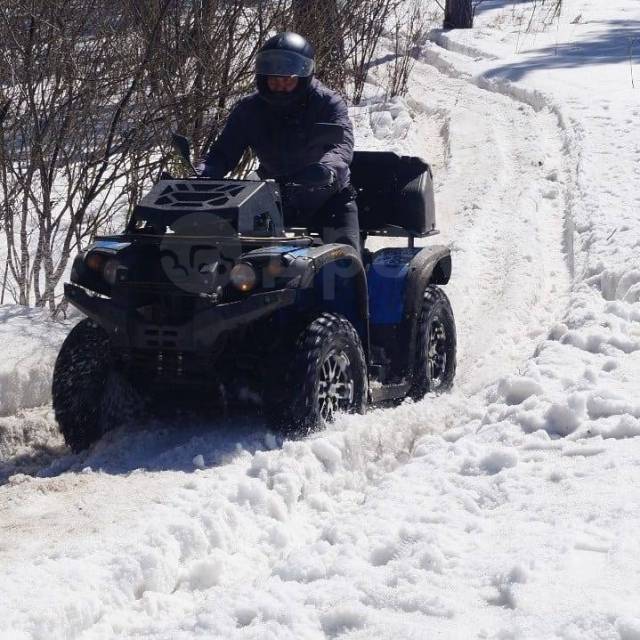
[283,163,339,219]
[292,163,337,190]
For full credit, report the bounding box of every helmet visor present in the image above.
[255,50,314,77]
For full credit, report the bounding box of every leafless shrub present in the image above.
[1,0,418,309]
[385,1,426,99]
[0,0,170,308]
[290,0,414,104]
[341,0,399,105]
[0,0,285,308]
[290,0,346,94]
[523,0,562,32]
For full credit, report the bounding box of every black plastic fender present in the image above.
[302,244,370,357]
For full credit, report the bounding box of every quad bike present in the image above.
[52,125,456,452]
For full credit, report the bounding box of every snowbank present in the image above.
[423,0,640,453]
[0,306,72,418]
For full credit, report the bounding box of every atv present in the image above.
[52,125,456,452]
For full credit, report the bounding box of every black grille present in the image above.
[125,349,199,381]
[141,181,246,210]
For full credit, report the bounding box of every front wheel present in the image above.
[267,313,367,435]
[52,319,143,452]
[410,285,457,399]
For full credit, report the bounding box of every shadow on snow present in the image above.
[472,0,541,17]
[0,409,279,485]
[484,19,640,81]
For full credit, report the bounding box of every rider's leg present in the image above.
[311,189,361,253]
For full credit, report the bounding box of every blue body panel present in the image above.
[243,244,311,259]
[243,243,369,338]
[313,258,361,330]
[367,248,421,325]
[283,247,312,259]
[92,240,131,252]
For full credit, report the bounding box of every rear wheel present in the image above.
[410,285,457,399]
[267,313,367,435]
[52,319,143,452]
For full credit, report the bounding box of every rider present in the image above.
[201,32,360,252]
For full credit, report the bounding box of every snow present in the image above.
[0,306,73,418]
[1,0,640,637]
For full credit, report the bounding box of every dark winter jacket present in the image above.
[204,79,354,190]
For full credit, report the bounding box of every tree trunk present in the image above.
[444,0,473,29]
[292,0,345,93]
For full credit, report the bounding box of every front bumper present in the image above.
[64,282,297,352]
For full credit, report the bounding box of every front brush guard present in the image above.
[64,282,297,352]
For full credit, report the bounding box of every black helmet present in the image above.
[256,32,315,109]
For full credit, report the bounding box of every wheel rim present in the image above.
[317,350,354,421]
[428,318,448,389]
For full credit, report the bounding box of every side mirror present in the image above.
[171,132,198,176]
[310,123,344,147]
[171,133,192,163]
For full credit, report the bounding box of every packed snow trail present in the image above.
[0,32,579,638]
[407,60,570,393]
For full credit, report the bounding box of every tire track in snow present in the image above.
[405,58,571,394]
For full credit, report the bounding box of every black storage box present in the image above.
[350,151,436,237]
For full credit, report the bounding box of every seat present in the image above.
[350,151,437,238]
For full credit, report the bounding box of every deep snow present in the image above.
[1,1,640,638]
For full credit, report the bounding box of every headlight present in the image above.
[230,263,257,292]
[85,252,107,272]
[84,252,122,286]
[103,258,121,285]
